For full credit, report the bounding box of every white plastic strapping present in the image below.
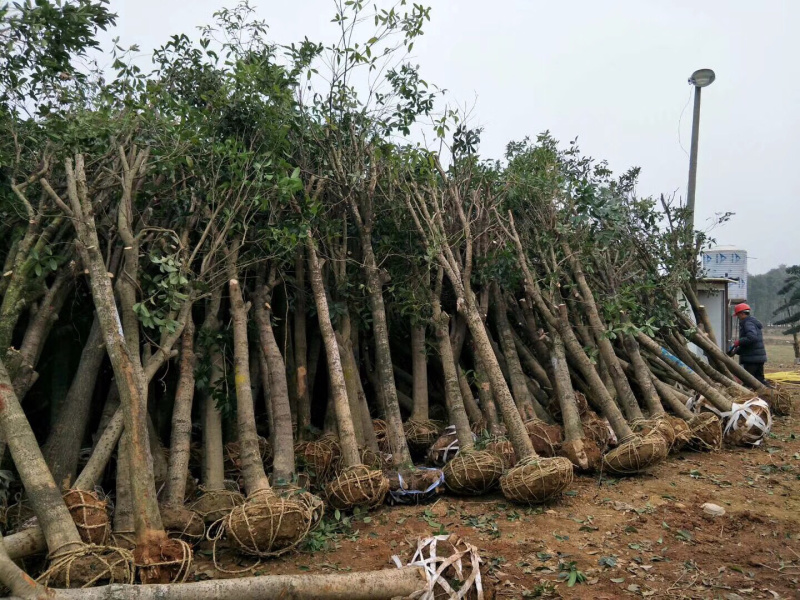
[689,396,771,445]
[392,534,483,600]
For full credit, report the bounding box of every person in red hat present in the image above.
[730,303,768,385]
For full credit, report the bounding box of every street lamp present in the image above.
[686,68,715,229]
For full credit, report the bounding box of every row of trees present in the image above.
[0,0,785,595]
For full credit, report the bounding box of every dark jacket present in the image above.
[738,315,767,364]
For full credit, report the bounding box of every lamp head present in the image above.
[689,68,716,88]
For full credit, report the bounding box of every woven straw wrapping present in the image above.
[500,456,574,505]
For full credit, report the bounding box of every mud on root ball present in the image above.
[134,537,192,584]
[524,420,563,457]
[500,456,574,505]
[442,450,505,495]
[602,434,668,475]
[324,465,389,510]
[38,543,134,588]
[482,437,517,469]
[189,488,245,524]
[159,504,206,546]
[63,489,110,545]
[404,419,443,456]
[427,426,462,467]
[295,435,341,485]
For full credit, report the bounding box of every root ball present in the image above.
[39,543,134,588]
[324,465,389,510]
[63,489,110,545]
[500,456,574,505]
[602,434,667,475]
[524,420,563,457]
[442,450,505,495]
[189,488,245,524]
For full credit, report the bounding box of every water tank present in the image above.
[701,246,747,302]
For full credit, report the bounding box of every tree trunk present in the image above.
[456,367,483,426]
[409,323,429,421]
[74,408,124,490]
[565,248,643,422]
[199,291,225,492]
[305,240,361,468]
[622,333,664,417]
[3,567,428,600]
[549,331,589,470]
[337,325,365,447]
[293,248,312,439]
[114,433,134,534]
[162,318,196,507]
[253,281,295,486]
[432,292,473,451]
[59,155,165,547]
[0,531,48,600]
[43,317,105,488]
[228,275,271,495]
[0,357,82,553]
[471,351,501,435]
[635,332,733,411]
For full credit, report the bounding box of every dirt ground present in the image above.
[198,368,800,599]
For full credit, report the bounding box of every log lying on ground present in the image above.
[2,566,427,600]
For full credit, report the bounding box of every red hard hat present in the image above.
[733,303,751,316]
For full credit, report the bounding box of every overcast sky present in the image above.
[101,0,799,275]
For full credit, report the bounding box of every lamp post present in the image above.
[686,68,715,230]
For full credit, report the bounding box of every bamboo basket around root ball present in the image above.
[763,384,793,416]
[404,419,443,455]
[524,420,563,457]
[39,544,135,588]
[499,456,574,505]
[324,465,389,510]
[442,450,505,495]
[687,413,723,451]
[295,435,342,485]
[63,489,110,545]
[220,490,315,558]
[372,419,390,453]
[602,434,668,475]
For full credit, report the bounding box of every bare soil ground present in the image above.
[198,353,800,599]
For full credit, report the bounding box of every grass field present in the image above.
[764,326,799,370]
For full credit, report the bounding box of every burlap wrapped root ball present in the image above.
[295,435,342,486]
[222,490,314,557]
[687,412,723,451]
[404,419,443,455]
[324,465,389,510]
[524,420,563,457]
[38,543,134,588]
[63,489,110,545]
[602,434,668,475]
[134,538,193,584]
[483,437,517,469]
[189,488,245,524]
[159,504,206,546]
[442,450,505,495]
[275,485,325,532]
[500,456,574,505]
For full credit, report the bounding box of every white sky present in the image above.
[102,0,800,274]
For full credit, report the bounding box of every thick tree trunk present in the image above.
[491,284,538,422]
[410,323,429,421]
[622,333,664,417]
[294,248,312,439]
[550,332,589,469]
[472,351,501,435]
[565,248,643,422]
[0,531,48,600]
[199,291,225,492]
[228,276,271,495]
[253,281,295,486]
[4,567,428,600]
[163,318,196,507]
[74,408,124,490]
[43,317,105,487]
[432,302,473,451]
[0,358,82,553]
[306,240,361,468]
[59,155,165,546]
[457,367,483,426]
[337,325,365,447]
